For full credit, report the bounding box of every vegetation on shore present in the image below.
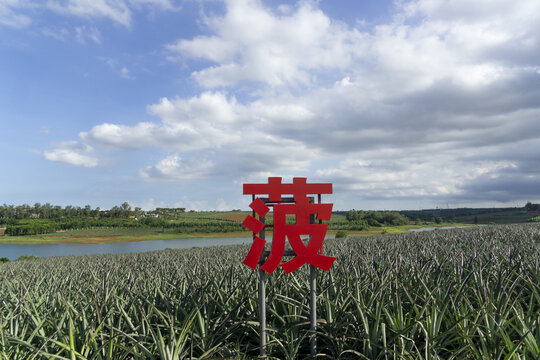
[1,202,538,244]
[1,223,538,358]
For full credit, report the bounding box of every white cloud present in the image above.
[41,0,540,207]
[140,154,214,180]
[314,150,519,202]
[168,0,367,87]
[132,198,170,211]
[80,122,157,149]
[43,141,98,168]
[41,26,70,40]
[46,0,179,26]
[0,0,31,28]
[81,90,320,180]
[120,66,134,79]
[129,0,177,9]
[215,198,230,211]
[82,92,242,151]
[97,57,138,79]
[46,0,132,26]
[129,197,228,212]
[1,0,178,29]
[75,26,101,44]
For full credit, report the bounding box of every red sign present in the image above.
[242,177,336,274]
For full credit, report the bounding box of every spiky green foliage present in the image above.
[1,224,539,359]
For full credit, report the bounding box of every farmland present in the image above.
[0,207,418,244]
[1,223,538,359]
[2,203,539,244]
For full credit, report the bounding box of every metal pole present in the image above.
[259,267,266,359]
[309,196,317,358]
[310,264,317,358]
[258,202,267,359]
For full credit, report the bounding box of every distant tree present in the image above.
[42,203,52,218]
[17,255,39,261]
[109,206,121,218]
[525,202,540,211]
[346,210,360,222]
[121,202,132,218]
[84,205,92,217]
[33,202,41,216]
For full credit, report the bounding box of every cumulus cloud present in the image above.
[1,0,178,29]
[43,141,99,168]
[140,154,214,180]
[80,90,320,180]
[81,92,242,151]
[45,0,131,26]
[167,0,366,87]
[43,0,540,206]
[41,27,70,41]
[0,0,31,28]
[75,26,101,44]
[120,66,134,79]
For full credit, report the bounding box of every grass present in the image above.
[0,220,475,244]
[453,209,534,224]
[0,230,253,244]
[1,223,538,359]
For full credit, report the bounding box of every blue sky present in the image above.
[1,0,539,211]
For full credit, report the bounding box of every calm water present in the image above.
[0,237,253,260]
[409,225,481,232]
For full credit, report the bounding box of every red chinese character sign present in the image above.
[242,177,336,274]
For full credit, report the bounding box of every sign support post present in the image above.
[257,199,267,359]
[309,264,317,358]
[258,267,267,359]
[242,177,336,360]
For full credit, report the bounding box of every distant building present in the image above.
[0,228,5,236]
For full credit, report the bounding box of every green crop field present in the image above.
[1,224,539,359]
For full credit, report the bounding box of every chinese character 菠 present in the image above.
[242,177,336,274]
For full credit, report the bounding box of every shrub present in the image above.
[16,255,39,261]
[335,230,348,238]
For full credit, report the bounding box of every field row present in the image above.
[1,224,539,359]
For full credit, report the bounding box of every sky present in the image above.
[1,0,539,211]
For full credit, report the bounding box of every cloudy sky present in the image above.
[1,0,539,211]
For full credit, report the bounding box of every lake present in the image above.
[1,234,338,260]
[0,237,254,260]
[408,225,481,232]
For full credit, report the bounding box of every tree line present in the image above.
[0,203,249,236]
[0,202,142,220]
[344,209,410,229]
[1,217,245,236]
[525,202,540,211]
